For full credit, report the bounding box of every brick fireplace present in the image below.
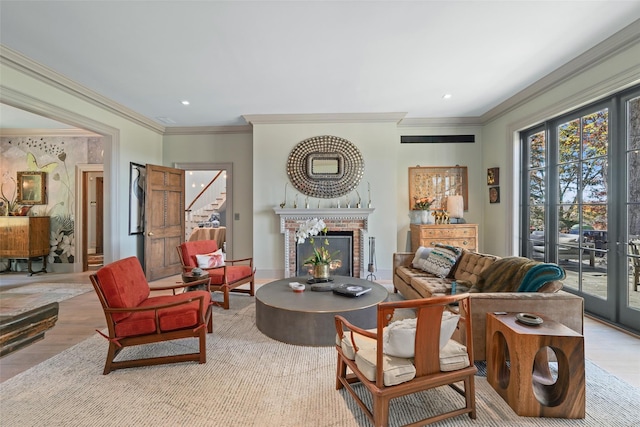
[274,208,375,278]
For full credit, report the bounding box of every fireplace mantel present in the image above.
[274,207,375,278]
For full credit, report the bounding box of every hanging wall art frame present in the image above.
[17,171,47,205]
[408,165,468,211]
[129,162,146,235]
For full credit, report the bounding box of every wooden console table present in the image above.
[486,312,585,418]
[0,216,50,276]
[410,223,478,252]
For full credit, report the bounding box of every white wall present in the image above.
[396,125,484,252]
[252,121,401,280]
[162,132,253,259]
[481,39,640,257]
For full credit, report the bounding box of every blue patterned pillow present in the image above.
[420,244,463,278]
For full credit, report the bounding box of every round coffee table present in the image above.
[255,276,388,346]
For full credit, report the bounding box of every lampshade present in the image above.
[447,195,464,218]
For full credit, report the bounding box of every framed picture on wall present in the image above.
[17,171,47,205]
[408,165,468,211]
[487,167,499,185]
[129,162,146,235]
[489,186,500,204]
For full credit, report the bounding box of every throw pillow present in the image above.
[383,311,460,358]
[411,246,433,268]
[419,244,463,278]
[195,249,225,268]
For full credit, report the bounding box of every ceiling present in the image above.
[1,1,640,129]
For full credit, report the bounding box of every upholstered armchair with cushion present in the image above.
[177,240,255,309]
[90,256,213,374]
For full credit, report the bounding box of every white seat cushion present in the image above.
[439,339,470,372]
[355,347,417,386]
[337,329,376,360]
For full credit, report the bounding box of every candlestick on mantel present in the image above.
[367,182,372,208]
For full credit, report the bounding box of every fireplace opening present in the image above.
[296,231,353,277]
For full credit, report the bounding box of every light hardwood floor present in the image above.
[1,272,639,387]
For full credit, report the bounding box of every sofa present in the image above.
[393,249,584,361]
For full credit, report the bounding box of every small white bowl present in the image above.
[289,282,305,293]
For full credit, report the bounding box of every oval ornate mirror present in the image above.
[287,135,364,199]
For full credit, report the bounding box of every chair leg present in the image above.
[466,375,477,419]
[249,278,255,296]
[222,287,230,310]
[336,354,347,390]
[198,328,207,364]
[372,395,390,427]
[103,342,120,375]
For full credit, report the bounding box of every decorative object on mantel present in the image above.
[279,182,288,208]
[287,135,364,199]
[409,165,468,211]
[295,218,340,288]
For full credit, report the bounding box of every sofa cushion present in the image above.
[207,265,253,285]
[411,246,433,268]
[419,244,463,278]
[410,276,452,298]
[454,251,499,286]
[396,266,432,284]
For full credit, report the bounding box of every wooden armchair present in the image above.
[335,294,476,427]
[89,256,213,375]
[177,240,255,309]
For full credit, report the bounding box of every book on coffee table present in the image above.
[332,283,372,297]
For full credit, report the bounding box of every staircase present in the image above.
[185,192,226,240]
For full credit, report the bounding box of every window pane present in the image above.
[582,109,608,158]
[529,169,545,204]
[582,158,607,203]
[558,163,579,205]
[628,96,640,151]
[630,151,640,204]
[582,205,607,234]
[529,131,545,168]
[559,118,580,163]
[558,204,578,233]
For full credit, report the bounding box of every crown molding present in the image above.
[0,128,101,137]
[0,45,165,135]
[398,117,483,128]
[243,112,407,125]
[163,125,253,135]
[482,18,640,124]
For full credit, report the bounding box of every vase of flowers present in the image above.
[412,196,435,224]
[296,218,339,281]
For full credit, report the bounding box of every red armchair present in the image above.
[89,256,213,374]
[177,240,255,309]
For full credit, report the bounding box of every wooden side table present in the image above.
[486,312,585,418]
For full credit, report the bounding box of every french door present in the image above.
[521,84,640,333]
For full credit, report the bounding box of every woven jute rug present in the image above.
[0,295,638,426]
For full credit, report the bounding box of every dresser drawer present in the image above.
[424,238,477,250]
[419,226,476,239]
[410,224,478,252]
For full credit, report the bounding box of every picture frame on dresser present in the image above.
[17,171,47,205]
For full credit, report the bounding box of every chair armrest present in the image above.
[334,315,377,339]
[225,257,253,266]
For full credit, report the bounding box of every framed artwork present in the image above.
[17,171,47,205]
[408,166,468,211]
[489,186,500,204]
[487,167,499,185]
[129,162,146,235]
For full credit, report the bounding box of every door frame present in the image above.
[75,164,104,272]
[175,162,233,258]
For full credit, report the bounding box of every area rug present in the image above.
[0,282,93,316]
[0,297,638,427]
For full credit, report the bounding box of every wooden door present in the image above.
[144,164,185,281]
[96,177,103,254]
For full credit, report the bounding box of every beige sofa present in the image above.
[392,250,584,361]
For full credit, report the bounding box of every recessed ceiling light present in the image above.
[181,100,190,105]
[442,94,452,100]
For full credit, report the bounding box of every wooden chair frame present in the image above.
[176,243,255,309]
[90,275,213,375]
[335,294,476,427]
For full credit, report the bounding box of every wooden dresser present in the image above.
[410,223,478,252]
[0,216,50,275]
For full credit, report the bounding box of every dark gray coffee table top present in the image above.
[255,276,388,346]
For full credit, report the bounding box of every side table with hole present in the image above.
[486,312,585,418]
